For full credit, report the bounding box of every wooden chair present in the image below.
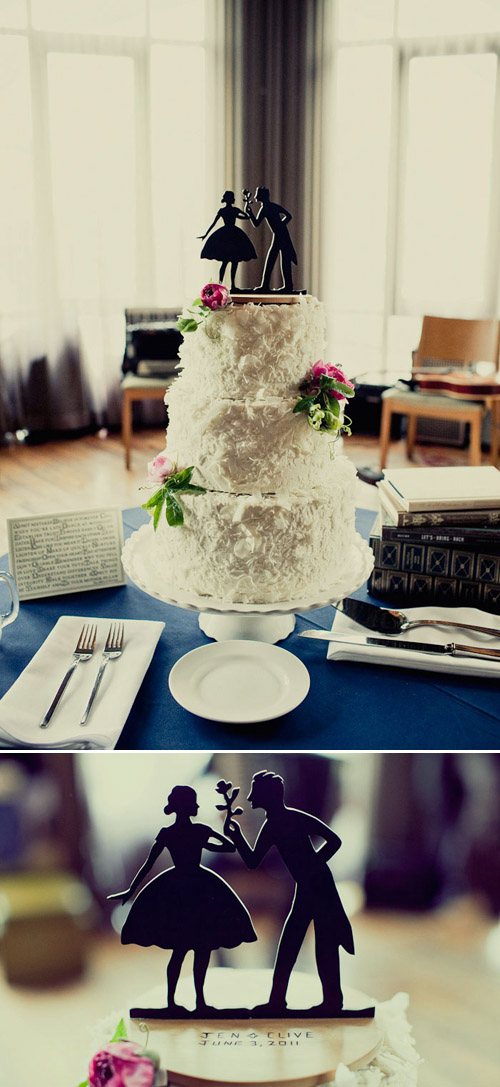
[379,316,500,468]
[121,373,174,469]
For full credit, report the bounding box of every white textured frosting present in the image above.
[147,457,357,604]
[143,294,359,605]
[176,294,325,398]
[165,388,339,493]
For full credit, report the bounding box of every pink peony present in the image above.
[310,360,354,401]
[147,451,174,483]
[89,1041,155,1087]
[200,282,230,310]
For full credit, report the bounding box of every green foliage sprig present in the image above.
[142,466,206,528]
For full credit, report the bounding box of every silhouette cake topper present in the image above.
[198,190,257,291]
[109,773,374,1020]
[200,187,304,294]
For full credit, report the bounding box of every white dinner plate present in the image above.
[168,640,310,723]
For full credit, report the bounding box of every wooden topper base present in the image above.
[231,292,306,304]
[128,971,382,1087]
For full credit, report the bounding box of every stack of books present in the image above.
[369,465,500,613]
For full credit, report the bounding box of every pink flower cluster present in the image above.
[147,451,174,483]
[309,360,354,401]
[89,1041,155,1087]
[200,282,230,310]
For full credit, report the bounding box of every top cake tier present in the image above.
[176,294,325,399]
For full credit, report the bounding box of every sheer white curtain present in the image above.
[0,0,221,434]
[320,0,500,378]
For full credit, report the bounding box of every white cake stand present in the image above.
[122,525,374,644]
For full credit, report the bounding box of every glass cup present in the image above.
[0,572,19,642]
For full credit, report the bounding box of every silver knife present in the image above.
[299,630,500,660]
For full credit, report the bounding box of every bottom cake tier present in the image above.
[140,457,362,605]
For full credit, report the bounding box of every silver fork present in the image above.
[40,623,97,728]
[79,622,125,726]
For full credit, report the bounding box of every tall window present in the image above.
[322,0,500,378]
[0,0,218,425]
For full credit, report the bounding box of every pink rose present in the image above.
[310,360,354,401]
[147,452,174,483]
[200,282,230,310]
[89,1041,155,1087]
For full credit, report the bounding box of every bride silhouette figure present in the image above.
[199,190,257,290]
[109,785,257,1016]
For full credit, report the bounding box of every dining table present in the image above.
[0,507,499,750]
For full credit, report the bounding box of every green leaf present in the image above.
[165,493,184,526]
[76,1080,89,1087]
[183,484,206,496]
[170,466,195,487]
[110,1018,128,1042]
[293,396,316,414]
[334,381,355,397]
[177,317,198,333]
[153,498,165,530]
[323,412,341,432]
[142,486,166,510]
[323,395,340,416]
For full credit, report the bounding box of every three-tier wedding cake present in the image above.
[135,290,365,606]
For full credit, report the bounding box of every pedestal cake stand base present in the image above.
[122,526,374,644]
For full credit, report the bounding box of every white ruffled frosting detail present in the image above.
[165,389,340,493]
[330,994,421,1087]
[149,459,357,604]
[176,294,325,398]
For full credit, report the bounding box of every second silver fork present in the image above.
[79,622,125,726]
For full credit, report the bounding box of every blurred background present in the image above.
[0,750,499,1086]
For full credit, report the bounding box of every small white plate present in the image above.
[168,640,310,723]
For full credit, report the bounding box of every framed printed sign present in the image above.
[7,508,126,600]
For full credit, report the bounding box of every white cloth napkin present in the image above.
[326,605,500,678]
[0,615,164,748]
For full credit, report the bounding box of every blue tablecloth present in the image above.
[1,507,499,749]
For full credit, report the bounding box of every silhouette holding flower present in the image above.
[244,187,297,293]
[109,785,257,1015]
[227,770,354,1015]
[199,191,257,290]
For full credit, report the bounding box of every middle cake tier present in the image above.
[165,389,338,492]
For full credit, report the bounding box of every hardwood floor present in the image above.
[0,425,478,557]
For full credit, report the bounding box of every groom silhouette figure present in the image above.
[244,187,297,292]
[227,770,354,1015]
